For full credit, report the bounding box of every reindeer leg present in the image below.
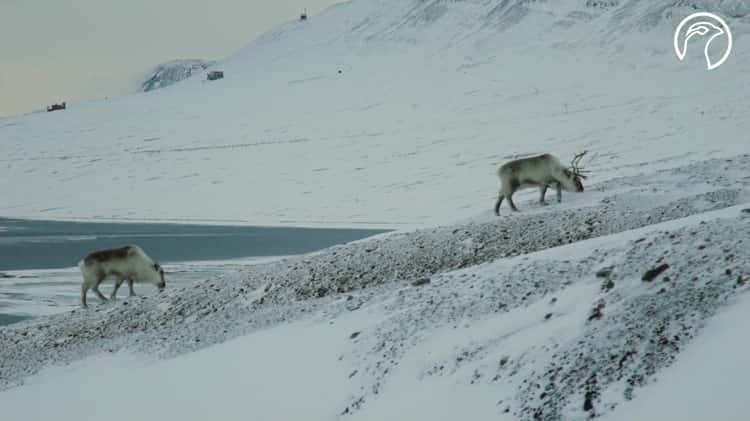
[556,183,562,203]
[507,194,519,212]
[128,278,137,297]
[81,284,89,308]
[111,279,124,300]
[539,185,549,206]
[93,287,107,303]
[508,179,520,212]
[494,189,504,215]
[93,273,107,303]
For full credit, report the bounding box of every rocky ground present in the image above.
[1,154,748,420]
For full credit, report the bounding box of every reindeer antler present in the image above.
[570,150,591,179]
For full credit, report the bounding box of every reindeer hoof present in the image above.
[540,201,549,206]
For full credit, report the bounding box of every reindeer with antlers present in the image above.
[494,151,589,215]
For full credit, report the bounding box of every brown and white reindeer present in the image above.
[78,245,166,308]
[494,151,590,215]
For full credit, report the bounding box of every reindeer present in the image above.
[494,151,589,215]
[78,245,166,308]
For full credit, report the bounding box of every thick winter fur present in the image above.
[494,153,585,214]
[78,245,165,308]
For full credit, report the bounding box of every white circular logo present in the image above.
[674,12,732,70]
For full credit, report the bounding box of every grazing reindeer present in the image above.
[78,245,166,308]
[494,151,589,215]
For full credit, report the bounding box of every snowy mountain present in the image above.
[0,0,747,228]
[140,59,215,92]
[1,0,749,420]
[0,0,748,227]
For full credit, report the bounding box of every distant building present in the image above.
[46,102,66,112]
[207,71,224,81]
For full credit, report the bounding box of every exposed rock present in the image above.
[141,59,215,92]
[642,263,670,282]
[588,301,606,321]
[595,266,614,278]
[411,277,431,287]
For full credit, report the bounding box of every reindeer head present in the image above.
[152,263,166,291]
[563,151,589,192]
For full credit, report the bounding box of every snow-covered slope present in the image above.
[0,0,747,228]
[140,59,215,92]
[1,154,749,420]
[1,166,748,407]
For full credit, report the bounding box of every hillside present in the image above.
[1,1,749,420]
[0,0,747,228]
[140,59,215,92]
[1,155,749,420]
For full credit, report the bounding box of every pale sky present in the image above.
[0,0,341,117]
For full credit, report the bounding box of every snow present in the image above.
[1,0,750,420]
[1,196,748,420]
[350,281,600,421]
[0,317,364,421]
[603,294,750,421]
[140,59,215,92]
[0,0,748,228]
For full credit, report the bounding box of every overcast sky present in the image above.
[0,0,341,117]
